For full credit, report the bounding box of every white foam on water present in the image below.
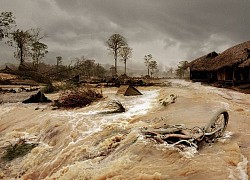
[50,89,159,140]
[228,154,249,180]
[138,133,198,158]
[217,132,232,144]
[0,103,17,116]
[36,90,159,179]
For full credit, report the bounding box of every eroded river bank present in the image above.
[0,80,249,179]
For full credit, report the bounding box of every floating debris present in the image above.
[141,109,229,150]
[159,94,177,106]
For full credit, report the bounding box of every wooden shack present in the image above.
[208,41,250,85]
[238,59,250,83]
[187,51,218,82]
[117,85,142,96]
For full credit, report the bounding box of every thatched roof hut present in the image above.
[188,51,218,71]
[187,40,250,85]
[208,41,250,71]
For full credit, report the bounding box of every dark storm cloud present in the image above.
[0,0,250,68]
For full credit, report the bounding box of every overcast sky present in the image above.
[1,0,250,70]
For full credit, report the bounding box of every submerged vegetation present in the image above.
[1,139,38,161]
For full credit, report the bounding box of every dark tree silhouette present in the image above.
[31,42,48,71]
[106,34,127,75]
[149,60,158,77]
[30,28,48,70]
[176,61,189,79]
[144,54,153,76]
[8,29,32,66]
[120,46,132,75]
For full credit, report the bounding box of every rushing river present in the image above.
[0,81,249,179]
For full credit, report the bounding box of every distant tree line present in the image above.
[1,11,188,80]
[0,12,48,71]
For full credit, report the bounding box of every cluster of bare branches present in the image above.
[56,88,103,108]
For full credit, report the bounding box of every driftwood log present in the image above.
[159,94,177,106]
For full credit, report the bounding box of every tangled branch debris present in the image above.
[1,138,38,161]
[141,109,229,150]
[55,88,103,108]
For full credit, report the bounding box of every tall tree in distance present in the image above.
[31,42,48,71]
[120,46,132,75]
[8,28,48,69]
[144,54,153,77]
[8,29,33,66]
[56,56,62,75]
[106,34,127,75]
[176,60,189,79]
[0,12,16,40]
[30,28,48,71]
[149,60,158,77]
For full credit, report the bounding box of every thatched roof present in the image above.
[239,58,250,67]
[208,41,250,70]
[187,51,218,71]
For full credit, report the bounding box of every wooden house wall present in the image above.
[249,68,250,80]
[190,71,217,82]
[190,71,207,80]
[217,67,233,81]
[239,67,250,81]
[217,66,250,85]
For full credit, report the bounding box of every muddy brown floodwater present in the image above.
[0,80,249,180]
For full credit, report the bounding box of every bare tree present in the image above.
[0,12,16,40]
[149,60,158,77]
[7,27,48,69]
[29,28,47,42]
[120,46,132,75]
[8,29,33,66]
[144,54,153,76]
[30,28,48,71]
[31,42,48,71]
[56,56,62,74]
[106,34,127,75]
